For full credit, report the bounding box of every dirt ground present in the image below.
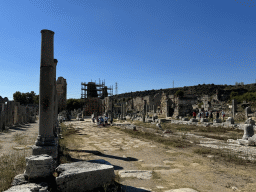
[0,122,38,158]
[1,118,256,192]
[62,119,256,192]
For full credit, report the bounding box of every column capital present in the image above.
[41,29,55,34]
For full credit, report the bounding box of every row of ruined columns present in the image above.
[0,101,37,131]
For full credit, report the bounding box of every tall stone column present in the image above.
[232,99,237,118]
[166,100,169,118]
[121,104,123,120]
[143,100,147,122]
[33,29,57,159]
[53,59,58,136]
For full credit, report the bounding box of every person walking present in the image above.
[222,111,225,121]
[105,116,108,125]
[210,111,213,121]
[216,111,219,119]
[193,111,196,119]
[205,111,208,118]
[110,116,113,124]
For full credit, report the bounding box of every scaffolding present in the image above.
[81,79,113,99]
[81,79,114,116]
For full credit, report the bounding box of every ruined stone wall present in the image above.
[56,77,67,112]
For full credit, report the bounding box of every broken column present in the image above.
[143,100,146,122]
[120,104,122,120]
[32,29,58,159]
[166,100,169,118]
[232,99,237,118]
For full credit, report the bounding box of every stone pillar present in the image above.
[232,99,237,118]
[123,104,126,119]
[143,100,147,122]
[166,100,169,118]
[33,29,57,159]
[120,104,123,120]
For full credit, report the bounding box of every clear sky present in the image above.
[1,0,255,100]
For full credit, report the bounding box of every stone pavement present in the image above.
[62,119,255,192]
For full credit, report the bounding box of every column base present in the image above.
[35,135,56,146]
[32,145,58,159]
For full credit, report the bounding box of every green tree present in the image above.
[13,91,38,105]
[175,90,184,98]
[230,91,238,98]
[67,99,84,111]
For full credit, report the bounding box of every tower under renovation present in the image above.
[81,79,113,115]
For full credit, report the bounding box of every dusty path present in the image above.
[0,119,39,158]
[63,119,256,192]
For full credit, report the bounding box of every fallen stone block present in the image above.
[154,169,181,175]
[55,160,114,192]
[4,182,48,192]
[125,124,137,131]
[242,124,254,140]
[200,118,209,122]
[182,117,189,121]
[225,117,234,124]
[238,139,249,146]
[248,135,256,146]
[213,119,222,123]
[189,118,198,122]
[11,174,28,186]
[118,170,152,179]
[245,118,255,125]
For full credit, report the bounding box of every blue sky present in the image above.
[1,0,255,100]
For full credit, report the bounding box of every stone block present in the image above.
[225,117,234,124]
[238,139,249,146]
[118,170,152,179]
[247,135,256,146]
[4,183,48,192]
[55,160,115,192]
[242,124,254,140]
[24,154,56,181]
[213,119,222,123]
[245,118,255,125]
[182,117,189,121]
[125,124,137,131]
[200,118,209,122]
[11,174,28,186]
[189,118,198,122]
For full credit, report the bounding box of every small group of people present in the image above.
[193,110,225,121]
[92,115,113,127]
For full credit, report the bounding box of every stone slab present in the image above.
[11,174,28,186]
[4,182,48,192]
[164,188,199,192]
[55,160,114,192]
[141,164,170,168]
[118,170,152,179]
[154,169,181,175]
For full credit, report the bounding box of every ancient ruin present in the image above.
[4,29,115,192]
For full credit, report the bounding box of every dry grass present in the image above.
[113,119,255,169]
[0,150,29,192]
